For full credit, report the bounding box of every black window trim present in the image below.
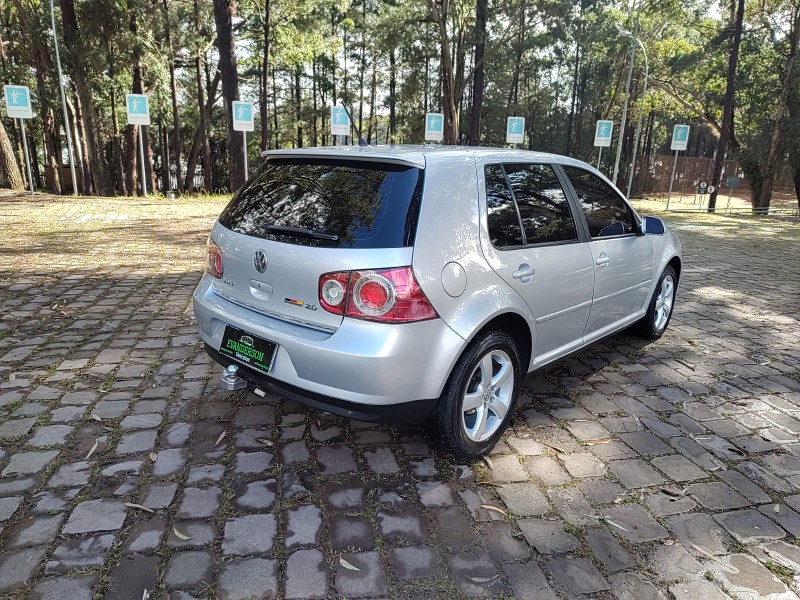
[553,163,643,241]
[483,161,585,251]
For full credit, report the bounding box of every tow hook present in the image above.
[221,364,248,391]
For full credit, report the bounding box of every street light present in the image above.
[611,29,637,187]
[49,0,78,196]
[618,29,649,199]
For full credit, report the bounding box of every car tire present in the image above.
[434,331,521,459]
[635,265,677,340]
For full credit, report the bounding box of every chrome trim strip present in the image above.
[534,299,593,325]
[213,287,338,334]
[591,281,650,305]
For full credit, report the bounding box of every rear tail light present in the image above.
[318,267,437,323]
[206,238,224,279]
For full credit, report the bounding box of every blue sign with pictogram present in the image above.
[506,116,525,144]
[126,94,150,126]
[4,85,33,119]
[331,106,350,136]
[425,113,444,142]
[594,120,613,147]
[232,101,254,132]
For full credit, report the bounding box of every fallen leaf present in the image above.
[583,439,611,445]
[8,372,15,382]
[660,486,687,498]
[149,452,158,462]
[541,441,567,453]
[480,504,507,517]
[86,439,99,459]
[775,504,781,513]
[339,557,360,571]
[125,503,154,513]
[469,575,499,583]
[173,526,192,541]
[257,438,274,447]
[602,517,630,532]
[92,414,102,422]
[483,457,494,470]
[215,430,227,447]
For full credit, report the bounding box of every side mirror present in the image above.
[642,216,666,235]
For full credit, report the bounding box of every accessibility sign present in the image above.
[3,85,33,119]
[126,94,150,126]
[594,120,613,147]
[506,116,525,144]
[232,101,254,132]
[331,106,350,136]
[671,124,690,151]
[424,113,444,142]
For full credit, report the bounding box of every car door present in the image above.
[480,163,595,366]
[560,166,655,340]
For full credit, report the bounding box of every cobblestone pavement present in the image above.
[0,189,799,600]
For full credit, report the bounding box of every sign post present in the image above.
[725,175,740,212]
[331,106,350,145]
[506,117,525,146]
[232,101,254,179]
[126,93,151,197]
[424,113,444,142]
[594,120,613,172]
[4,85,35,195]
[666,124,690,210]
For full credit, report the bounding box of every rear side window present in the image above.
[504,164,578,245]
[219,158,423,248]
[562,167,636,238]
[485,165,524,247]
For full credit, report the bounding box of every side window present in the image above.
[504,164,578,245]
[484,165,524,248]
[563,167,636,238]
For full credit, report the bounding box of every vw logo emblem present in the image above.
[253,249,268,274]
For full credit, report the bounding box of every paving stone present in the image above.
[503,561,558,600]
[524,456,571,485]
[650,454,708,482]
[608,459,665,489]
[232,450,271,474]
[752,540,800,573]
[0,417,37,440]
[645,543,704,584]
[409,457,438,477]
[50,405,88,423]
[416,481,457,507]
[645,491,697,516]
[32,576,95,600]
[431,506,479,549]
[328,515,375,550]
[63,499,127,534]
[497,482,551,516]
[104,554,159,600]
[546,556,610,596]
[619,431,674,456]
[161,422,192,446]
[115,429,157,454]
[120,413,162,429]
[377,510,429,544]
[687,482,750,510]
[91,400,129,419]
[185,463,225,484]
[713,508,787,543]
[124,518,166,552]
[671,436,721,470]
[324,482,365,509]
[601,504,668,543]
[10,515,63,548]
[0,547,46,592]
[27,425,74,447]
[362,447,399,475]
[151,448,187,477]
[164,551,214,589]
[547,486,598,525]
[221,514,276,555]
[447,547,502,596]
[45,535,114,573]
[738,460,794,494]
[517,518,578,554]
[335,551,387,598]
[234,479,276,510]
[0,496,23,522]
[559,452,606,477]
[565,420,611,441]
[285,549,327,599]
[669,513,732,555]
[2,450,59,476]
[168,521,216,548]
[581,479,627,504]
[389,546,442,580]
[317,445,357,475]
[669,580,732,600]
[285,504,321,548]
[709,553,792,599]
[101,459,142,477]
[609,571,666,600]
[280,440,310,466]
[176,487,220,519]
[141,482,178,509]
[505,435,546,455]
[481,521,530,562]
[587,528,633,572]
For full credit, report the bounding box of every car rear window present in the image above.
[218,158,424,248]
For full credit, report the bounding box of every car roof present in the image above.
[261,144,586,169]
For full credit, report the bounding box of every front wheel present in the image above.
[434,331,521,459]
[635,265,677,340]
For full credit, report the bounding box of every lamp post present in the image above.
[50,0,78,196]
[611,33,637,187]
[619,30,649,199]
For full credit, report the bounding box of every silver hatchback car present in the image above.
[193,145,681,458]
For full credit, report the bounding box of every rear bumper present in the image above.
[204,344,434,423]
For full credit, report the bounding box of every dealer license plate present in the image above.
[219,325,277,374]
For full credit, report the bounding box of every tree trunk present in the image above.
[185,71,221,192]
[0,119,25,190]
[295,68,303,148]
[434,0,459,144]
[163,0,183,191]
[368,61,377,143]
[708,0,745,212]
[68,94,92,195]
[213,0,245,191]
[260,0,271,151]
[468,0,487,145]
[59,0,113,196]
[389,48,397,141]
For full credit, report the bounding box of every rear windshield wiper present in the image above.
[262,224,339,242]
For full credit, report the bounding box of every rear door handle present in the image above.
[595,253,610,269]
[512,266,536,280]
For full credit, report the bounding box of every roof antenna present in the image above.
[342,105,368,147]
